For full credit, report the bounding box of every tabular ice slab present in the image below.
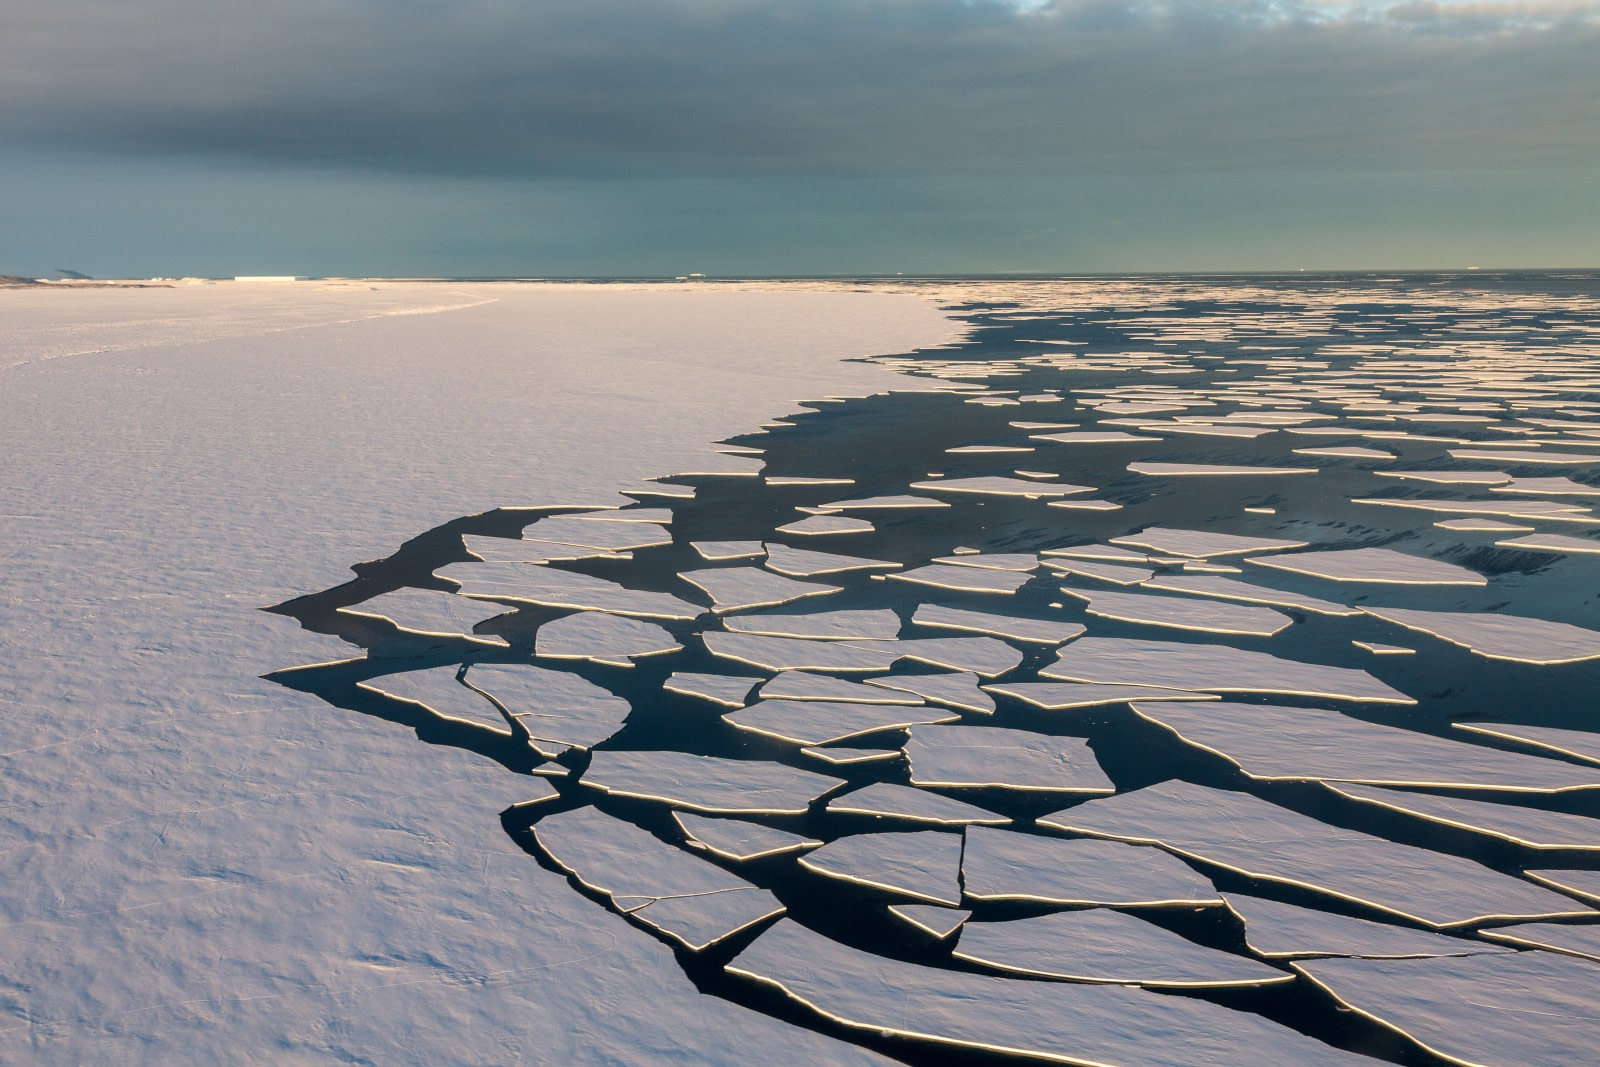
[723,608,901,641]
[520,515,672,551]
[581,749,844,815]
[962,826,1219,907]
[799,830,964,905]
[954,909,1290,988]
[1042,780,1590,928]
[674,812,820,861]
[1043,637,1414,704]
[463,663,633,752]
[680,566,840,613]
[1497,531,1600,554]
[888,904,970,938]
[1109,527,1309,559]
[758,672,923,704]
[773,514,875,536]
[762,544,901,577]
[725,699,960,746]
[866,671,995,714]
[1448,447,1600,464]
[1375,470,1512,485]
[726,921,1370,1066]
[463,533,623,564]
[817,494,949,511]
[437,562,702,619]
[1030,430,1162,443]
[1528,869,1600,904]
[826,782,1009,827]
[1329,782,1600,848]
[663,671,761,708]
[801,747,902,767]
[908,476,1094,498]
[1454,722,1600,766]
[1494,476,1600,496]
[849,636,1022,677]
[1141,574,1359,616]
[1293,446,1395,459]
[1043,558,1156,584]
[535,610,681,667]
[904,724,1114,795]
[1354,497,1597,521]
[703,632,899,673]
[887,564,1033,595]
[985,681,1218,710]
[1064,588,1292,637]
[1364,606,1600,664]
[910,603,1084,645]
[336,587,510,646]
[1248,547,1485,586]
[930,553,1040,572]
[1128,462,1317,476]
[357,666,509,733]
[1134,701,1600,793]
[691,540,765,561]
[574,507,675,524]
[1297,953,1600,1067]
[1480,922,1600,961]
[1222,893,1504,960]
[765,475,855,486]
[534,807,782,951]
[1435,517,1533,532]
[1044,544,1150,563]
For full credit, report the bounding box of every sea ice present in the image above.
[848,636,1022,677]
[888,904,970,938]
[663,671,761,707]
[581,749,844,814]
[674,812,821,861]
[1222,892,1501,960]
[763,544,901,577]
[909,603,1083,645]
[703,632,899,672]
[437,561,702,619]
[962,826,1220,906]
[865,671,996,714]
[1453,722,1600,766]
[1064,588,1292,637]
[1329,782,1600,848]
[773,514,875,536]
[1109,528,1309,559]
[691,540,766,561]
[463,663,633,751]
[680,566,841,613]
[984,682,1219,710]
[799,831,964,905]
[1364,606,1600,664]
[337,587,510,646]
[1248,547,1486,586]
[536,610,682,666]
[1140,574,1360,615]
[357,667,509,733]
[825,782,1009,827]
[904,724,1114,794]
[725,699,959,746]
[758,672,924,704]
[887,564,1033,595]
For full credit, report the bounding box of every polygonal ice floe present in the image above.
[1248,547,1485,586]
[704,632,899,673]
[1528,869,1600,904]
[663,671,761,708]
[887,564,1033,595]
[1353,641,1413,655]
[1043,637,1413,703]
[762,544,901,578]
[765,475,855,486]
[904,724,1114,794]
[519,515,672,551]
[910,604,1084,645]
[1454,722,1600,766]
[463,664,633,752]
[1375,470,1511,485]
[909,476,1093,498]
[758,672,923,704]
[962,826,1219,907]
[1109,527,1309,559]
[1328,782,1600,848]
[1128,462,1317,476]
[817,494,949,511]
[726,921,1370,1066]
[799,830,964,905]
[1140,574,1360,616]
[437,562,702,619]
[984,681,1219,710]
[1296,952,1600,1067]
[1496,531,1600,554]
[1043,544,1150,563]
[1042,781,1590,928]
[954,909,1290,988]
[1030,430,1162,443]
[725,699,960,746]
[1221,892,1506,960]
[1355,497,1597,521]
[463,534,624,564]
[337,587,510,646]
[773,514,874,536]
[533,807,782,951]
[1293,446,1395,459]
[691,540,766,561]
[888,904,970,938]
[1134,701,1600,792]
[1042,559,1156,584]
[722,608,901,641]
[1063,588,1292,637]
[357,666,509,733]
[1048,498,1124,511]
[674,812,821,861]
[1448,447,1600,464]
[535,611,681,667]
[930,553,1039,572]
[1479,921,1600,962]
[1364,605,1600,664]
[1435,517,1534,532]
[680,566,841,613]
[574,507,675,524]
[865,671,995,714]
[801,747,902,767]
[848,636,1022,677]
[825,782,1008,827]
[1494,476,1600,496]
[581,749,844,814]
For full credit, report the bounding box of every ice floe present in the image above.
[723,608,901,641]
[962,826,1220,906]
[773,514,874,536]
[1248,547,1485,586]
[691,540,766,561]
[581,749,844,814]
[1454,722,1600,766]
[520,515,673,551]
[681,566,841,613]
[762,544,901,577]
[1329,782,1600,848]
[1063,588,1292,637]
[1043,559,1156,585]
[848,636,1022,677]
[818,494,949,511]
[865,671,996,714]
[1128,462,1317,476]
[703,632,899,673]
[463,533,623,564]
[799,830,964,905]
[1141,574,1360,615]
[674,812,821,861]
[930,553,1039,572]
[1364,606,1600,664]
[909,476,1093,498]
[536,610,681,666]
[437,562,702,619]
[910,603,1084,644]
[357,666,509,732]
[1479,921,1600,961]
[1222,892,1502,960]
[337,587,510,646]
[904,724,1114,794]
[1109,528,1309,559]
[725,699,960,746]
[1496,531,1600,554]
[984,682,1218,710]
[463,663,633,752]
[886,564,1033,595]
[758,672,923,704]
[888,904,970,938]
[663,671,761,708]
[825,782,1009,827]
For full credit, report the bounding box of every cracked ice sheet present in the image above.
[463,663,632,752]
[930,552,1039,572]
[1454,722,1600,766]
[1297,953,1600,1067]
[1249,547,1485,586]
[519,515,673,551]
[1042,781,1588,928]
[1064,588,1292,637]
[1328,782,1600,849]
[1109,528,1308,559]
[663,672,761,707]
[1363,606,1600,664]
[962,826,1219,907]
[954,909,1289,988]
[723,608,900,641]
[680,566,840,613]
[799,831,964,905]
[887,564,1032,595]
[1043,636,1414,704]
[1222,892,1505,960]
[463,533,626,564]
[910,603,1083,644]
[773,514,873,536]
[437,562,702,619]
[865,671,995,714]
[888,904,969,938]
[674,813,820,861]
[1479,922,1600,961]
[985,681,1218,710]
[904,724,1114,794]
[536,611,681,666]
[581,749,843,814]
[358,666,509,733]
[1134,701,1600,793]
[725,699,960,746]
[727,920,1369,1066]
[761,544,900,577]
[337,587,511,646]
[825,782,1009,827]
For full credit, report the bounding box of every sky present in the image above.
[2,0,1596,276]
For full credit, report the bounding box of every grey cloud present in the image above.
[1,0,1597,178]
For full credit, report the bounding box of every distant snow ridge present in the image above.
[272,279,1600,1065]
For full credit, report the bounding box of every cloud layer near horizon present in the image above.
[4,0,1597,179]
